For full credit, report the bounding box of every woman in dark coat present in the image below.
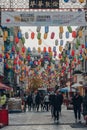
[83,90,87,125]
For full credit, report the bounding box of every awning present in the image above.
[0,82,12,90]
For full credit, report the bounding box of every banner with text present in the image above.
[1,11,87,26]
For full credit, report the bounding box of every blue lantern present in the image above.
[17,31,22,39]
[85,42,87,48]
[45,26,49,33]
[64,0,69,2]
[66,31,69,39]
[28,47,31,52]
[53,46,56,52]
[60,40,63,46]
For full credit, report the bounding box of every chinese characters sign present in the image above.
[29,0,59,9]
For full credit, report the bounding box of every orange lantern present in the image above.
[44,33,48,39]
[59,26,63,33]
[43,47,46,52]
[48,47,51,52]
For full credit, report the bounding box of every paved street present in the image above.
[1,105,87,130]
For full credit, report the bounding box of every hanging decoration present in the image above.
[55,39,58,46]
[36,26,41,32]
[38,47,41,53]
[79,0,84,3]
[43,47,46,52]
[45,26,49,33]
[67,26,72,33]
[25,32,29,39]
[59,46,63,52]
[59,26,64,33]
[15,36,19,44]
[31,32,35,39]
[59,33,63,39]
[51,32,55,39]
[64,0,69,2]
[38,39,42,45]
[78,30,82,38]
[65,31,69,39]
[71,0,76,3]
[60,40,63,46]
[44,33,48,39]
[17,31,22,39]
[37,32,41,39]
[72,31,77,38]
[21,37,25,44]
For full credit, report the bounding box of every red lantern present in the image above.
[51,32,55,39]
[31,32,35,39]
[14,60,17,65]
[15,36,19,44]
[72,31,77,38]
[27,55,30,61]
[22,47,25,53]
[43,47,46,52]
[18,60,21,65]
[6,53,9,58]
[74,58,76,62]
[71,50,75,56]
[48,47,51,52]
[82,44,85,48]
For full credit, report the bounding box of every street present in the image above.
[1,105,87,130]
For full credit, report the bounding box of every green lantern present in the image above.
[76,39,80,46]
[67,26,72,33]
[37,32,41,39]
[21,37,25,44]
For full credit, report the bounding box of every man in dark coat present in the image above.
[83,90,87,125]
[72,91,83,123]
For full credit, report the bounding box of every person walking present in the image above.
[72,90,83,123]
[27,93,33,111]
[83,90,87,125]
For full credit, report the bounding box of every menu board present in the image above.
[29,0,59,9]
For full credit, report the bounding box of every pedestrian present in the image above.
[83,90,87,125]
[35,91,41,111]
[44,93,49,111]
[27,93,33,111]
[53,90,62,123]
[72,90,83,123]
[58,91,63,115]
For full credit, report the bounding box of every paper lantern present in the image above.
[38,47,41,53]
[67,26,72,33]
[82,44,85,48]
[17,31,22,39]
[59,26,63,33]
[37,32,41,39]
[65,31,69,38]
[25,32,29,39]
[71,0,76,2]
[2,46,4,51]
[48,47,51,52]
[64,0,69,2]
[4,31,8,38]
[38,39,42,45]
[44,33,48,39]
[21,37,25,44]
[60,40,63,46]
[36,26,41,32]
[72,31,77,38]
[76,39,80,46]
[79,0,84,3]
[55,39,58,46]
[71,50,75,56]
[31,32,35,39]
[78,30,82,37]
[59,33,63,39]
[15,36,19,44]
[51,32,55,39]
[22,47,25,53]
[85,42,87,48]
[59,46,63,52]
[3,36,6,41]
[45,26,49,33]
[43,47,46,52]
[53,46,56,52]
[49,52,53,57]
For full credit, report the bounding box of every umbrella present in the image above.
[0,82,12,90]
[60,87,76,92]
[71,83,83,88]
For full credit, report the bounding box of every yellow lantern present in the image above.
[4,31,8,38]
[2,46,4,51]
[59,26,63,33]
[82,53,86,59]
[79,0,84,3]
[3,35,6,41]
[49,52,53,57]
[84,49,87,54]
[59,46,63,52]
[44,33,48,39]
[78,30,82,37]
[38,39,42,45]
[38,47,41,53]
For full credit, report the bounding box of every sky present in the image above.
[20,26,78,53]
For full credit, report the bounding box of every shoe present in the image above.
[75,119,77,123]
[78,120,81,123]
